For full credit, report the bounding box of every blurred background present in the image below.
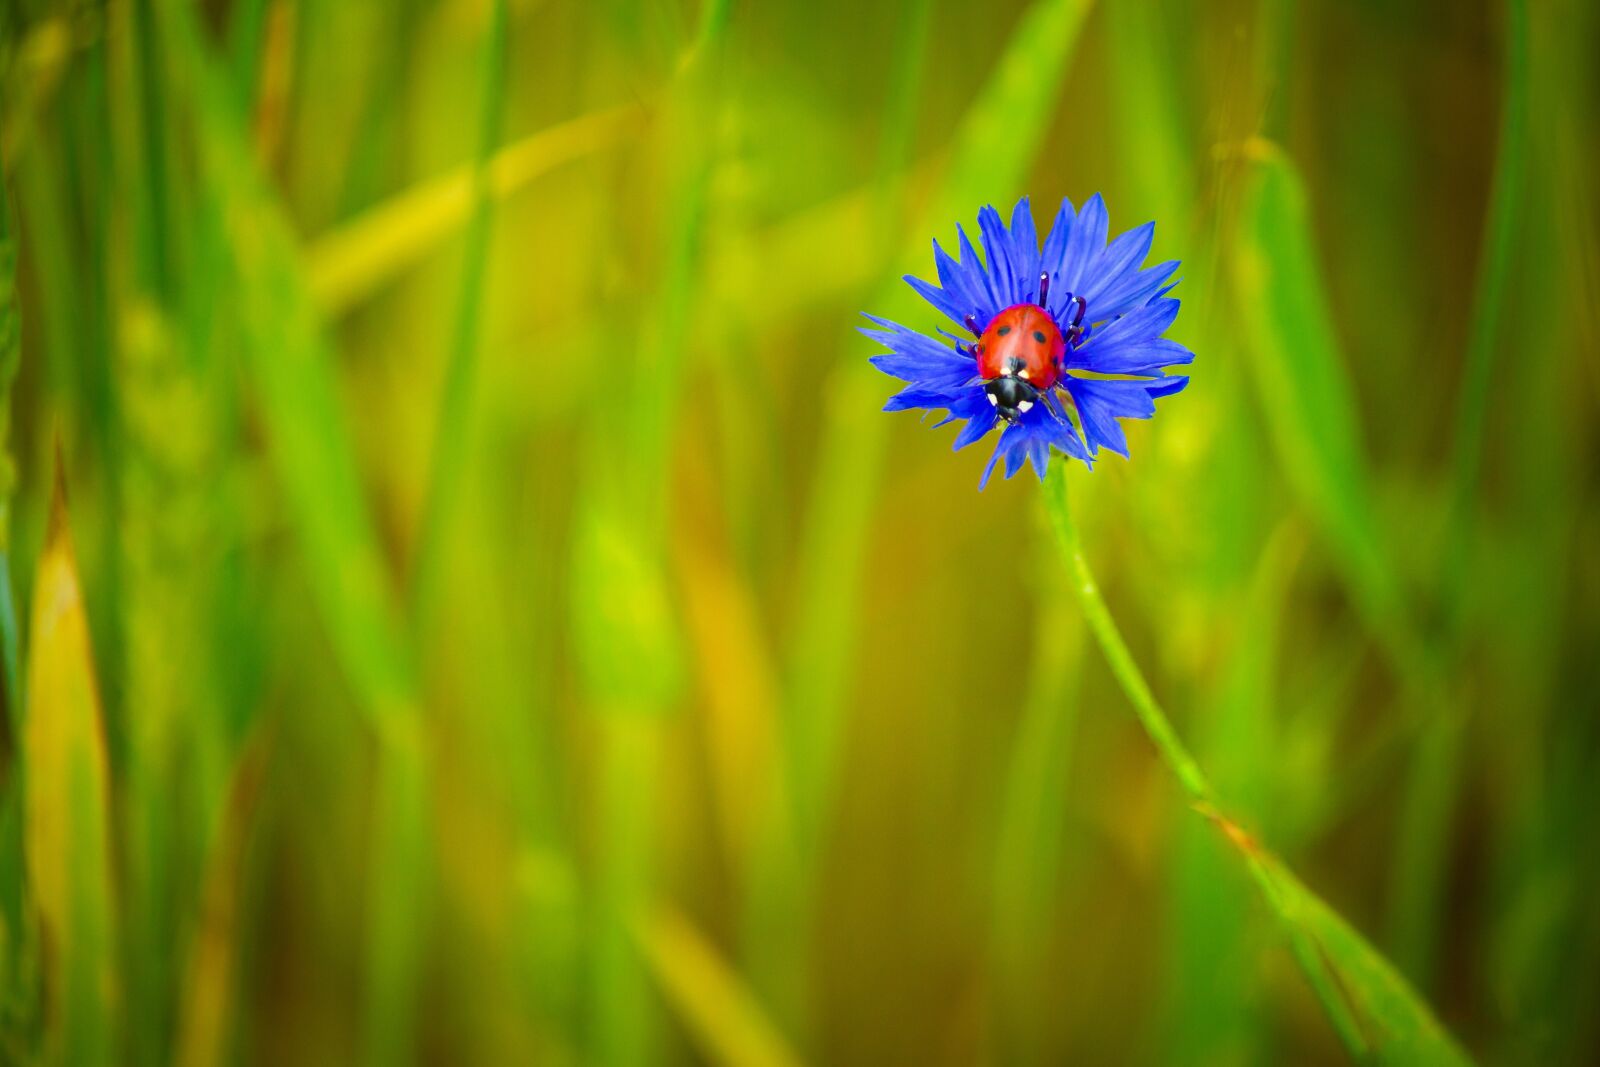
[1,0,1597,1063]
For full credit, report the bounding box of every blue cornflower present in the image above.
[863,195,1192,488]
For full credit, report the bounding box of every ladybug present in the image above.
[969,302,1066,424]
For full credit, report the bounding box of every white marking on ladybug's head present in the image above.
[986,393,999,407]
[1018,400,1034,413]
[1017,368,1031,380]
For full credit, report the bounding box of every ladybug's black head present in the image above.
[985,376,1040,424]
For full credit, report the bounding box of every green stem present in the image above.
[1041,466,1375,1063]
[1041,467,1215,807]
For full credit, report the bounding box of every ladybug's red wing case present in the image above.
[976,304,1064,388]
[974,303,1066,424]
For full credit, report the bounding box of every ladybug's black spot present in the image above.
[996,325,1012,336]
[1033,330,1048,344]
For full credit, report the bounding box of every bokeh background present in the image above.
[1,0,1597,1063]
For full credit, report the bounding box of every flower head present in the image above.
[863,195,1192,488]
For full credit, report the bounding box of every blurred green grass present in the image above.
[1,0,1598,1064]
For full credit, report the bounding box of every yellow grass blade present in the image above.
[305,105,642,317]
[23,462,117,1065]
[639,904,807,1067]
[175,726,274,1067]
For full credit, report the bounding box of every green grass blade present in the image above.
[1386,0,1530,990]
[588,713,661,1067]
[986,578,1084,1064]
[359,730,430,1067]
[1439,0,1529,613]
[0,164,32,1062]
[157,1,413,724]
[1480,6,1600,1059]
[1105,0,1194,228]
[868,0,932,242]
[409,0,508,628]
[60,32,128,762]
[1223,834,1474,1067]
[573,4,731,1063]
[0,16,74,169]
[1228,147,1473,937]
[1227,140,1412,661]
[0,182,21,750]
[111,6,249,1057]
[224,0,270,102]
[155,9,430,1064]
[1164,525,1303,1064]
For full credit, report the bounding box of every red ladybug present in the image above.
[970,303,1066,423]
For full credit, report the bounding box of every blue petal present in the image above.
[1010,198,1041,303]
[1145,374,1189,399]
[979,205,1020,308]
[1069,337,1194,376]
[957,224,1001,322]
[1058,193,1109,298]
[1081,221,1154,311]
[1004,434,1030,478]
[1065,377,1162,456]
[984,418,1059,488]
[953,400,999,449]
[979,425,1022,490]
[1027,432,1050,480]
[902,273,971,332]
[1092,260,1180,321]
[977,399,1094,487]
[935,385,993,428]
[930,237,992,328]
[907,224,1011,331]
[860,314,977,385]
[1042,390,1091,463]
[884,384,965,412]
[1040,197,1077,315]
[1078,297,1181,350]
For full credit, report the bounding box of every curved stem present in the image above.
[1040,467,1379,1062]
[1041,467,1215,807]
